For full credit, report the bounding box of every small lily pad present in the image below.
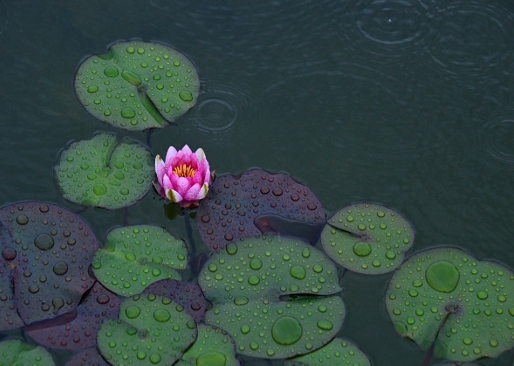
[97,294,197,366]
[0,339,55,365]
[285,338,371,366]
[142,279,207,323]
[0,202,98,328]
[199,236,344,359]
[196,169,326,252]
[92,225,188,296]
[386,247,514,362]
[64,347,111,366]
[74,39,200,131]
[25,282,120,350]
[321,203,414,274]
[54,132,153,210]
[175,324,240,366]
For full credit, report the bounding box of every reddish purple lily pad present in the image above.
[196,169,325,252]
[64,347,110,366]
[0,202,98,329]
[142,279,207,323]
[25,282,119,350]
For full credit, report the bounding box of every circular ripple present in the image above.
[195,98,236,131]
[339,0,429,56]
[482,119,514,168]
[423,1,514,81]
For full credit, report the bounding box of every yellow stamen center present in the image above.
[173,164,196,178]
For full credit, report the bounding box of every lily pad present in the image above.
[196,169,326,252]
[199,236,344,359]
[97,293,197,366]
[92,225,188,296]
[54,132,153,210]
[64,347,110,366]
[386,247,514,362]
[175,324,240,366]
[285,338,371,366]
[25,282,120,350]
[0,202,98,328]
[0,339,55,365]
[74,39,200,131]
[142,279,207,323]
[321,203,414,274]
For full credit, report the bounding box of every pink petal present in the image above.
[175,176,191,196]
[181,145,193,155]
[162,174,173,190]
[184,183,201,201]
[196,183,209,200]
[156,162,166,185]
[195,148,206,162]
[191,170,203,185]
[165,146,178,162]
[166,189,183,203]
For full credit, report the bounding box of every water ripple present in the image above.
[481,116,514,169]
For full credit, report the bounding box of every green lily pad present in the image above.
[386,247,514,362]
[97,294,197,366]
[54,132,153,210]
[74,39,200,131]
[0,339,55,365]
[199,236,344,359]
[92,225,188,296]
[436,363,483,366]
[285,338,370,366]
[321,203,414,274]
[175,324,240,366]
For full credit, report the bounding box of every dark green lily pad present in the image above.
[436,363,483,366]
[92,225,188,296]
[54,132,153,210]
[175,324,240,366]
[285,338,370,366]
[74,39,200,131]
[199,236,344,359]
[64,347,110,366]
[0,202,98,328]
[321,203,414,274]
[386,247,514,362]
[0,339,55,365]
[97,294,197,366]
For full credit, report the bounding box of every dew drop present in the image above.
[477,291,488,300]
[317,320,333,331]
[353,242,371,257]
[28,285,39,293]
[234,296,249,306]
[1,247,16,261]
[150,354,161,364]
[250,259,263,270]
[196,352,227,366]
[93,183,107,196]
[16,215,28,225]
[248,276,260,286]
[97,294,110,304]
[104,66,119,77]
[125,305,141,319]
[425,261,460,293]
[153,309,171,322]
[241,325,250,334]
[272,317,302,345]
[179,91,193,102]
[34,234,54,250]
[121,108,136,119]
[53,261,68,275]
[290,266,306,280]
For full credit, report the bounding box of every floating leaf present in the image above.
[199,236,344,359]
[142,279,207,323]
[0,339,55,365]
[54,132,153,210]
[285,338,371,366]
[0,202,97,328]
[386,247,514,362]
[97,294,197,366]
[74,39,200,131]
[321,203,414,274]
[175,324,240,366]
[93,225,188,296]
[435,363,483,366]
[64,347,111,366]
[25,282,120,350]
[196,169,325,252]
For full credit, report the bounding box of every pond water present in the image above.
[1,0,514,365]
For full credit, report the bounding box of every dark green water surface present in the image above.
[1,0,514,365]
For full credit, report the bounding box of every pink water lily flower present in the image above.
[154,145,211,208]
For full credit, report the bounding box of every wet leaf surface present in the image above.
[196,169,325,252]
[321,203,414,274]
[284,338,371,366]
[64,347,111,366]
[74,39,200,131]
[386,247,514,362]
[142,279,207,323]
[175,324,240,366]
[54,132,153,210]
[199,236,344,359]
[93,225,188,296]
[0,202,98,329]
[25,282,120,350]
[97,294,197,366]
[0,339,55,365]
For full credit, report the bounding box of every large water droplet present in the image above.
[317,319,333,330]
[1,247,16,261]
[290,266,306,280]
[426,261,460,293]
[34,234,54,250]
[250,259,262,270]
[234,297,249,306]
[125,305,141,319]
[104,66,119,77]
[53,261,68,275]
[179,91,193,101]
[93,183,107,196]
[153,309,171,322]
[121,108,136,119]
[272,316,302,345]
[196,352,227,366]
[16,215,28,225]
[353,242,371,257]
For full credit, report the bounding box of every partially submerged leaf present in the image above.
[386,247,514,362]
[199,236,344,359]
[322,203,414,274]
[64,347,111,366]
[54,132,153,210]
[0,339,55,365]
[0,202,98,329]
[97,294,197,366]
[285,338,371,366]
[196,169,326,252]
[93,225,188,296]
[74,39,200,131]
